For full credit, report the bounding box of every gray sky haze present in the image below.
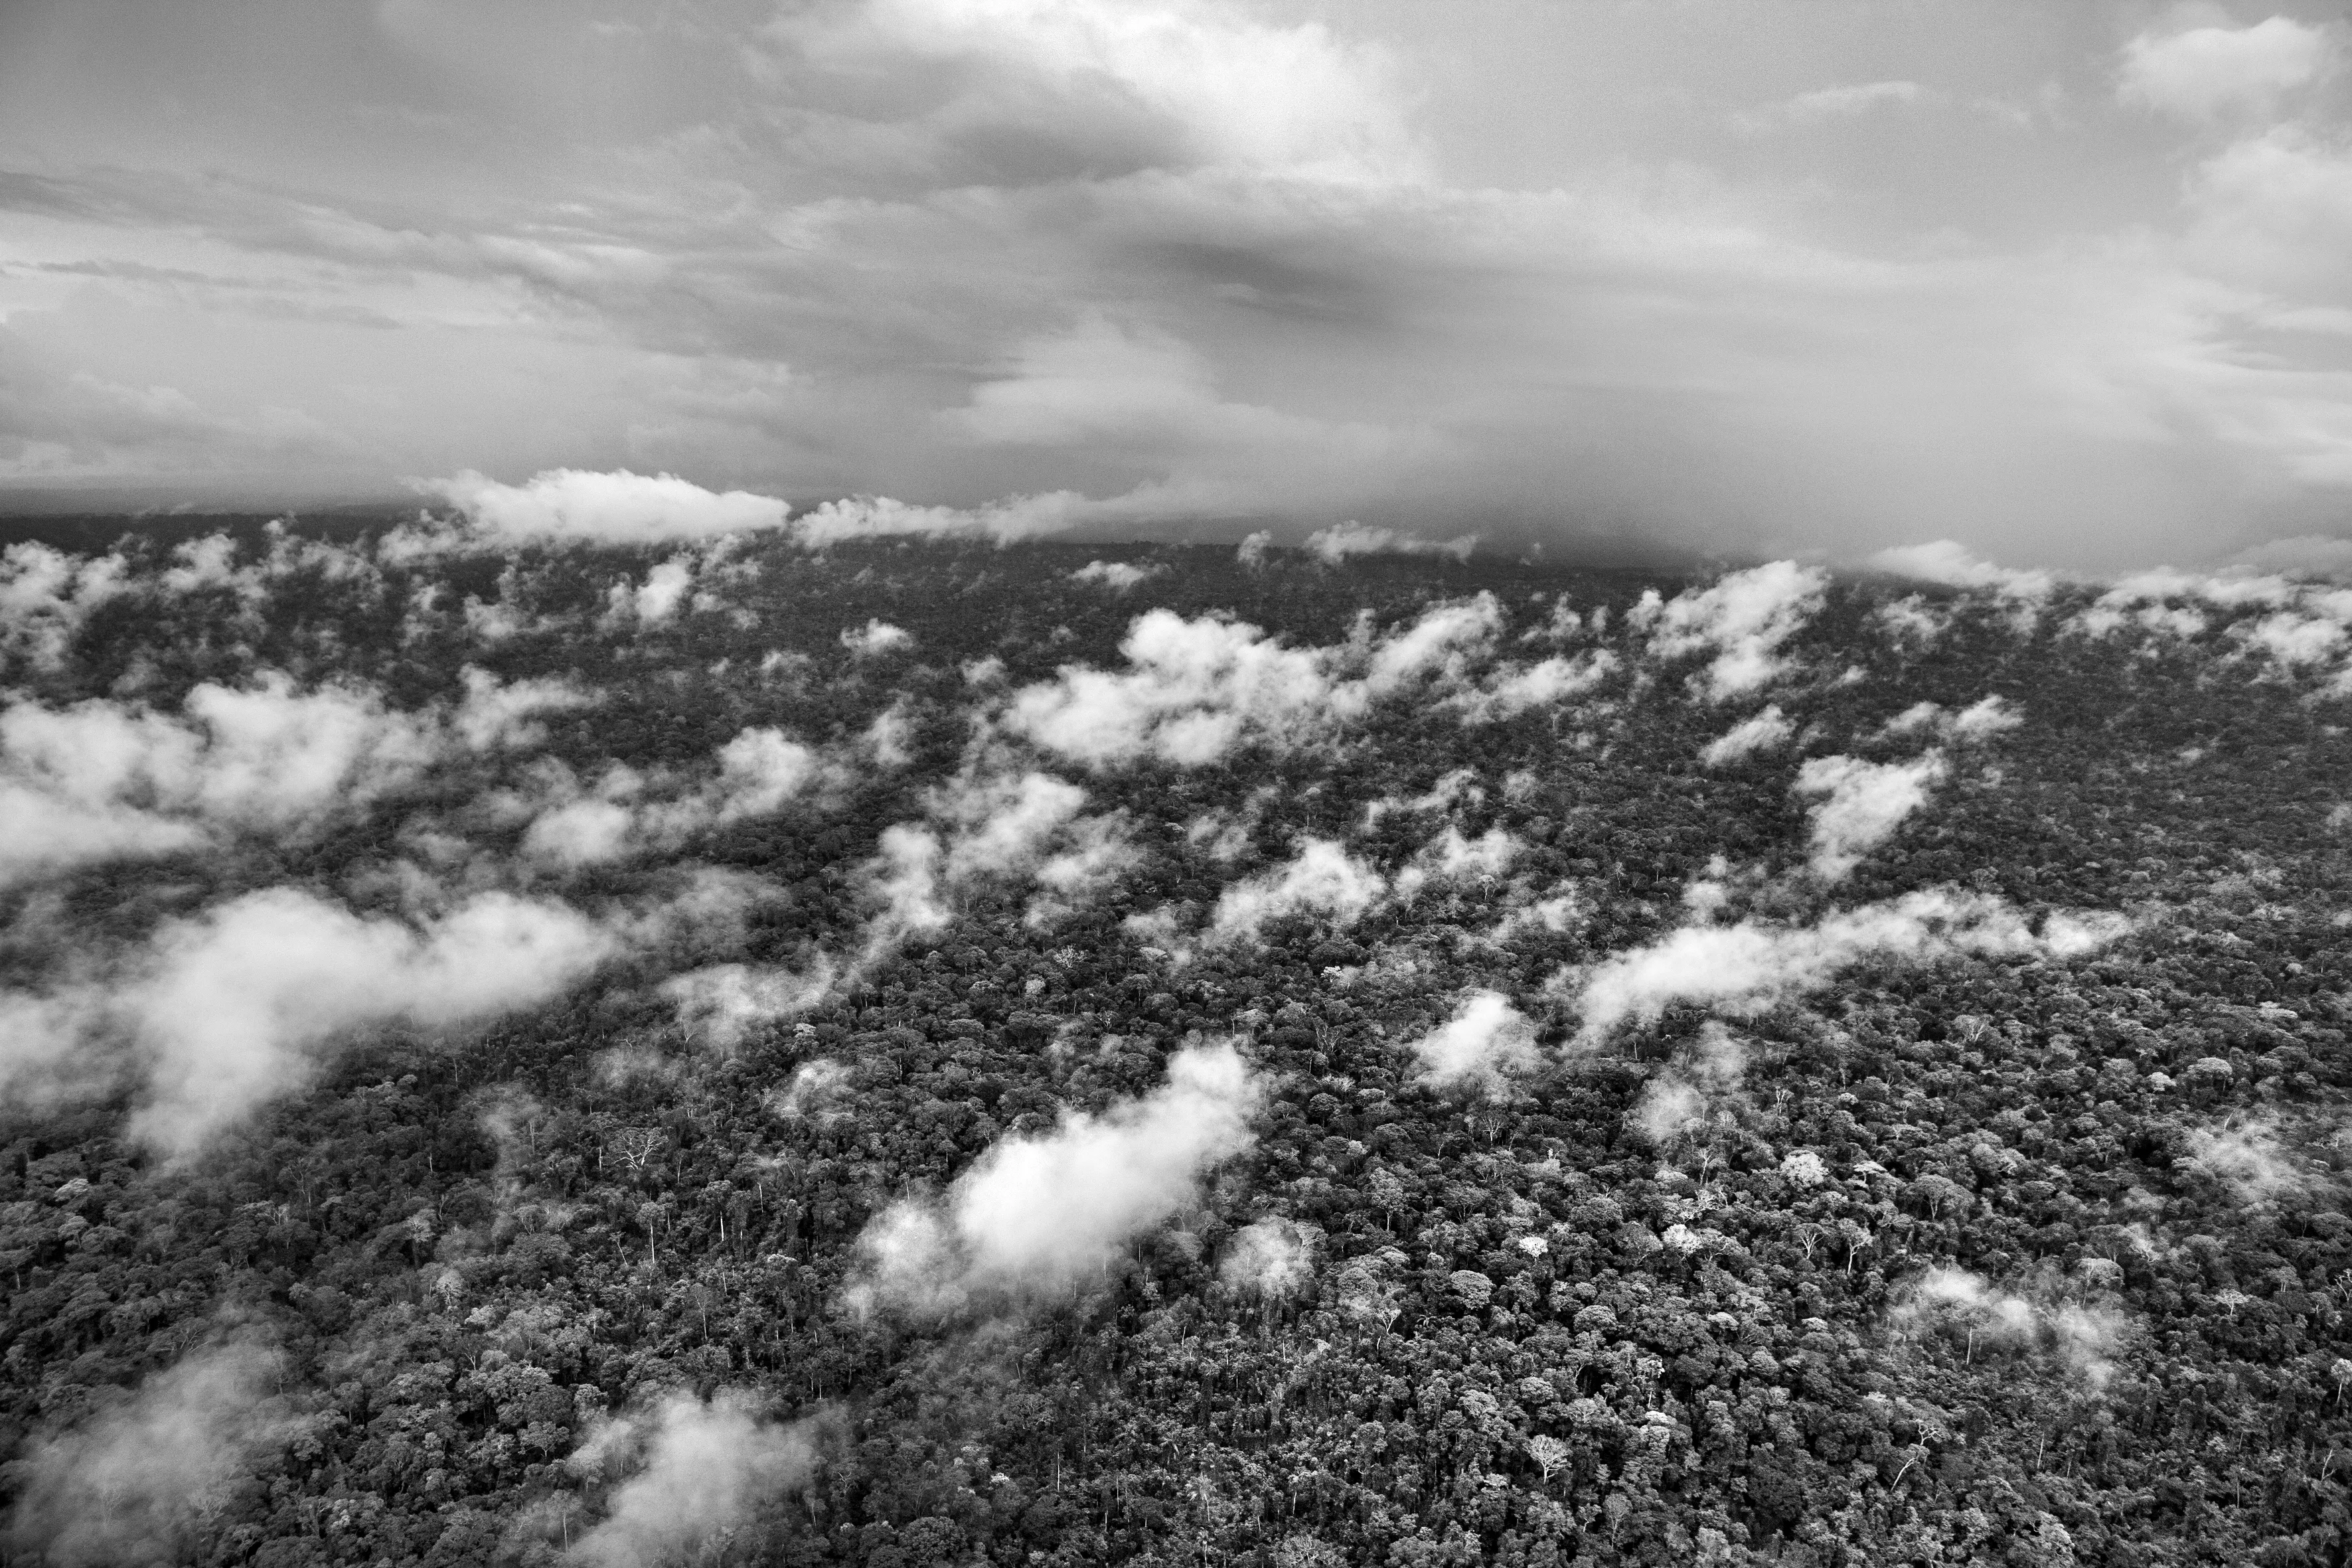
[1,0,2347,567]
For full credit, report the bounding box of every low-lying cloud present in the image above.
[849,1041,1261,1316]
[0,888,615,1156]
[1795,752,1947,881]
[5,1338,301,1567]
[1571,887,2128,1039]
[1400,990,1540,1097]
[1636,562,1828,701]
[418,469,791,548]
[1,668,586,888]
[566,1391,823,1568]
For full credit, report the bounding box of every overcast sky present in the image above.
[1,0,2347,566]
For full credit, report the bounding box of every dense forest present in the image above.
[1,510,2349,1567]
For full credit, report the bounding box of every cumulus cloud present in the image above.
[1571,887,2128,1039]
[2065,566,2337,642]
[2118,17,2338,123]
[789,492,1084,547]
[1795,752,1946,881]
[850,1041,1261,1315]
[840,619,913,657]
[1882,696,2021,744]
[566,1391,821,1568]
[416,468,791,548]
[520,727,830,869]
[1401,991,1539,1097]
[1636,562,1828,700]
[5,1339,302,1567]
[1070,559,1165,591]
[0,669,580,888]
[0,541,131,671]
[1869,540,2057,601]
[1304,520,1477,563]
[1699,705,1794,767]
[0,888,613,1155]
[1392,826,1520,902]
[604,556,698,627]
[1210,838,1386,943]
[1452,650,1619,722]
[1002,599,1512,767]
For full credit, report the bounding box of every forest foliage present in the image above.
[1,515,2349,1567]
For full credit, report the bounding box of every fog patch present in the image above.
[5,1338,302,1567]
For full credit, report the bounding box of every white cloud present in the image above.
[1636,562,1828,700]
[519,727,830,868]
[1795,751,1946,881]
[605,556,697,626]
[832,0,1419,181]
[0,670,575,888]
[0,888,615,1156]
[1571,887,2128,1040]
[5,1340,301,1568]
[789,492,1084,547]
[1070,559,1165,591]
[1453,650,1619,722]
[1733,80,1926,135]
[1005,611,1355,766]
[661,959,838,1049]
[2184,1115,2308,1204]
[1401,990,1539,1096]
[1210,838,1385,942]
[1304,520,1477,563]
[1946,696,2022,740]
[452,668,596,749]
[567,1392,821,1568]
[849,1040,1261,1315]
[130,889,613,1156]
[1876,696,2019,744]
[2182,126,2352,303]
[2119,17,2337,122]
[1001,599,1510,767]
[1218,1216,1314,1296]
[1391,825,1520,902]
[417,468,792,548]
[1629,1022,1749,1146]
[1699,704,1793,767]
[0,541,131,672]
[839,619,913,657]
[1868,540,2056,601]
[1893,1267,2125,1387]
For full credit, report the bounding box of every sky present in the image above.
[0,0,2347,568]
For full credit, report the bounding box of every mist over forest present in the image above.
[0,493,2348,1567]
